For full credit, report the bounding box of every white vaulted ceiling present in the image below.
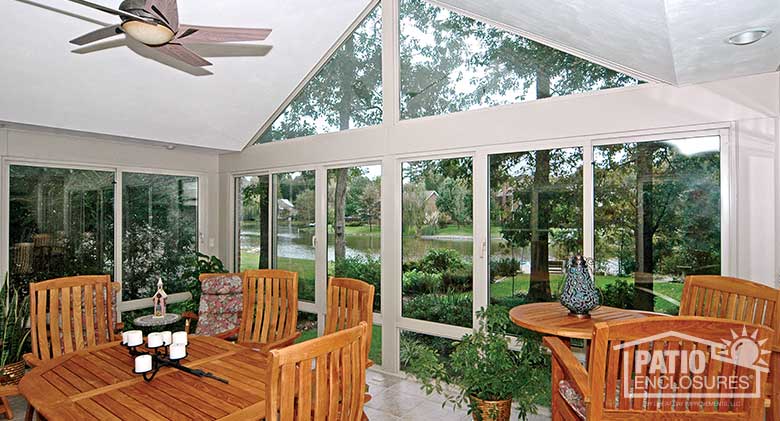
[1,0,778,151]
[434,0,780,86]
[0,0,372,151]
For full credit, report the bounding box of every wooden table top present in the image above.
[19,336,267,421]
[509,302,660,340]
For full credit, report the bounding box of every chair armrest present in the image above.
[240,331,302,353]
[215,327,240,341]
[367,359,375,368]
[182,311,199,334]
[543,336,590,402]
[23,353,40,368]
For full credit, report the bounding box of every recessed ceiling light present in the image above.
[165,145,176,150]
[727,28,771,45]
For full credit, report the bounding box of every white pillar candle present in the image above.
[169,343,187,360]
[134,354,152,373]
[126,330,143,347]
[121,331,129,345]
[161,331,172,346]
[172,331,188,345]
[147,332,164,348]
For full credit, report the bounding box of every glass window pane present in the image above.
[400,330,459,372]
[274,171,316,302]
[257,5,382,143]
[327,165,381,312]
[236,176,270,271]
[488,148,584,308]
[122,173,198,301]
[399,0,639,120]
[401,157,473,328]
[594,136,721,314]
[9,165,115,295]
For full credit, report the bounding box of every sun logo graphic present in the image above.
[614,326,771,399]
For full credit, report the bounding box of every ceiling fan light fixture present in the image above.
[726,28,771,46]
[121,20,174,46]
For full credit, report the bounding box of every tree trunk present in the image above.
[528,70,552,302]
[333,36,356,264]
[633,143,655,310]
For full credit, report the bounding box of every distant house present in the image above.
[423,190,439,225]
[277,198,296,219]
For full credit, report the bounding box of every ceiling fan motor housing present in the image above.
[118,0,159,23]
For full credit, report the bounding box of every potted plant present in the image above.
[0,277,30,386]
[406,306,547,421]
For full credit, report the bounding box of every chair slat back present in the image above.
[325,277,374,361]
[680,275,780,345]
[29,275,117,361]
[239,269,298,344]
[588,316,772,420]
[266,322,368,421]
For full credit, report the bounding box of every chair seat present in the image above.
[559,380,586,419]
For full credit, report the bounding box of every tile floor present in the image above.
[5,368,553,420]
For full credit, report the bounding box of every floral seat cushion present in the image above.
[195,275,243,337]
[559,379,586,419]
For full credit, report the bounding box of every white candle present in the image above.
[134,354,152,373]
[169,343,187,360]
[161,331,172,346]
[126,330,143,347]
[121,331,129,345]
[172,331,188,345]
[147,332,164,348]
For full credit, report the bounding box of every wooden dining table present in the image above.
[19,336,268,420]
[509,302,664,344]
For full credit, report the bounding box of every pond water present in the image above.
[241,224,516,262]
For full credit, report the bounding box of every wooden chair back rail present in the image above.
[29,275,117,361]
[680,276,780,345]
[239,269,299,344]
[266,323,368,421]
[199,272,241,282]
[586,317,772,420]
[325,277,374,361]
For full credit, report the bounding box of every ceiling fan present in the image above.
[65,0,271,67]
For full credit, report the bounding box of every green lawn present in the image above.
[240,252,316,301]
[297,324,383,365]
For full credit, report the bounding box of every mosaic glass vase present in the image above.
[559,255,600,318]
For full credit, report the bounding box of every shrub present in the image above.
[600,279,634,309]
[419,248,465,273]
[490,257,521,281]
[334,256,381,310]
[403,270,442,295]
[404,293,472,328]
[441,266,472,293]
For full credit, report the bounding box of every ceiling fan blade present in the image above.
[144,0,178,31]
[70,24,123,45]
[153,43,212,67]
[63,0,154,23]
[174,25,271,43]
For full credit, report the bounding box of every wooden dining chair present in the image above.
[545,316,774,420]
[182,272,244,340]
[325,277,376,420]
[0,385,16,420]
[24,275,121,421]
[238,269,301,352]
[266,322,369,421]
[679,275,780,420]
[325,277,375,364]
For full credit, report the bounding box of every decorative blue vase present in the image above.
[559,255,600,318]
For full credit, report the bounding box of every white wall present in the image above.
[0,124,224,269]
[220,72,780,287]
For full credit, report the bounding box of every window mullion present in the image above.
[314,167,328,335]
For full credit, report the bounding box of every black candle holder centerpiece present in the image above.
[124,342,229,384]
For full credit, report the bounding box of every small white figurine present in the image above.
[152,277,168,318]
